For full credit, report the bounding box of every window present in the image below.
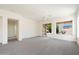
[56,21,72,35]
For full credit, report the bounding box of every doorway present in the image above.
[42,23,52,36]
[8,19,19,42]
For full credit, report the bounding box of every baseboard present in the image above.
[23,36,41,40]
[2,41,8,44]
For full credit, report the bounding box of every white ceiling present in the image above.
[0,4,78,20]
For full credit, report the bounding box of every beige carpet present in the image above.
[0,37,79,55]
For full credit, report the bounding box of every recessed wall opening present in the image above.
[8,19,19,42]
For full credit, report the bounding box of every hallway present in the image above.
[0,37,79,55]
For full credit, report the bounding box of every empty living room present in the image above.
[0,3,79,57]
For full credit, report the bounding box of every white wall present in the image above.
[0,16,3,43]
[77,10,79,45]
[40,16,76,41]
[21,19,40,38]
[0,16,8,44]
[77,16,79,44]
